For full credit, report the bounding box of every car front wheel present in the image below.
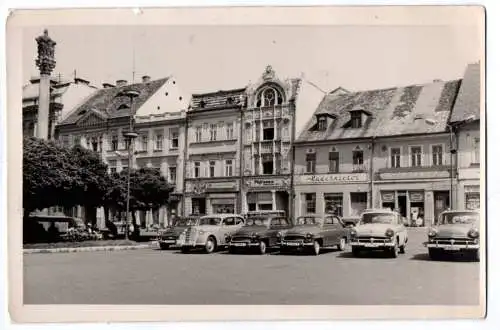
[428,248,440,260]
[389,242,399,258]
[337,237,346,251]
[311,240,321,256]
[258,241,267,255]
[205,237,216,254]
[159,242,169,250]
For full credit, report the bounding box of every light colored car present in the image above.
[423,209,480,261]
[178,214,245,254]
[350,209,408,258]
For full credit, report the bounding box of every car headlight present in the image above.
[385,228,394,237]
[225,234,231,243]
[350,229,357,237]
[468,228,479,238]
[198,230,205,235]
[428,228,438,237]
[276,232,283,238]
[305,232,313,239]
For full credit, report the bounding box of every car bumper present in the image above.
[350,241,396,248]
[280,241,315,248]
[423,242,479,250]
[229,241,262,248]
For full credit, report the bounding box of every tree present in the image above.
[23,137,110,221]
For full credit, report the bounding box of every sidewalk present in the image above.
[24,242,156,254]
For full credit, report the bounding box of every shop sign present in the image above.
[381,191,395,202]
[206,181,238,191]
[464,185,480,193]
[379,171,449,180]
[245,178,290,188]
[211,198,235,205]
[295,173,368,185]
[409,191,424,202]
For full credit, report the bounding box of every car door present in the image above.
[321,216,335,246]
[330,216,345,245]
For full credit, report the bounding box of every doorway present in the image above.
[434,191,450,225]
[397,195,407,218]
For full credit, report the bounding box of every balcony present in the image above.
[352,164,367,173]
[260,141,273,154]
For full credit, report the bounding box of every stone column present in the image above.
[35,29,56,140]
[271,190,276,210]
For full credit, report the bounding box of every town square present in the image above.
[17,17,482,308]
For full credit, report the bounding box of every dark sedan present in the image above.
[280,214,350,255]
[227,215,293,254]
[157,216,199,250]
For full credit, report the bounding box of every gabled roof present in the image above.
[297,79,461,142]
[450,63,480,124]
[190,88,247,111]
[59,77,170,125]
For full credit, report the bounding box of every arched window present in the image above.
[255,85,284,107]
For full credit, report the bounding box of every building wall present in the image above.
[456,121,481,210]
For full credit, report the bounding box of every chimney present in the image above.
[116,79,128,87]
[142,75,151,83]
[74,77,90,85]
[103,83,115,89]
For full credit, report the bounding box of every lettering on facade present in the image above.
[381,192,395,202]
[295,173,368,185]
[379,171,449,180]
[409,191,424,202]
[188,181,237,193]
[245,178,290,188]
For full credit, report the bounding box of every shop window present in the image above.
[306,153,316,173]
[352,150,364,172]
[466,192,480,210]
[390,147,401,168]
[432,145,443,166]
[194,162,200,178]
[192,198,206,215]
[350,193,367,217]
[473,138,480,164]
[305,193,316,214]
[259,204,273,211]
[209,161,216,177]
[248,203,257,211]
[329,151,339,173]
[410,146,422,167]
[325,193,343,216]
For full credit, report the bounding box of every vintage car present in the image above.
[178,213,245,254]
[280,214,350,256]
[227,214,293,254]
[350,209,408,258]
[423,209,480,261]
[156,216,200,250]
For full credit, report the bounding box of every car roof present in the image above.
[200,213,243,218]
[361,209,399,215]
[441,209,480,214]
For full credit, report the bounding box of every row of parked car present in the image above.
[156,209,481,260]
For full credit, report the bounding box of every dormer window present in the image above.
[351,111,362,128]
[318,116,327,131]
[347,107,372,129]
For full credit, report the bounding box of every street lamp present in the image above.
[122,89,140,240]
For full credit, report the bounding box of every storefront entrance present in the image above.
[191,198,206,215]
[434,191,450,225]
[246,191,289,215]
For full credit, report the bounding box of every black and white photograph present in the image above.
[5,5,486,323]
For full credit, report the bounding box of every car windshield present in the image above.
[245,217,269,226]
[270,217,289,227]
[441,212,479,225]
[296,216,320,225]
[174,218,197,226]
[199,217,222,226]
[361,213,397,224]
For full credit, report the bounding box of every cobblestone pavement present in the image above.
[23,229,480,305]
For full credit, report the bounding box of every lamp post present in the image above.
[122,89,140,240]
[447,124,457,210]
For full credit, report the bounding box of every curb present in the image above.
[23,243,155,254]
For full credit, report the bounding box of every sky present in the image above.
[22,24,481,95]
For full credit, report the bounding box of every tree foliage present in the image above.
[23,137,109,214]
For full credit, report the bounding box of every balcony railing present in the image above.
[260,142,273,153]
[352,164,367,173]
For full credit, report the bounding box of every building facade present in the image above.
[295,78,463,226]
[56,75,190,228]
[450,63,481,210]
[183,88,245,216]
